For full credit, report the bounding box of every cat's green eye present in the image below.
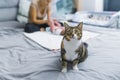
[77,33,82,36]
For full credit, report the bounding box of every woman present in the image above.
[25,0,64,35]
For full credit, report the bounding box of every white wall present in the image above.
[82,0,96,11]
[81,0,104,12]
[95,0,104,12]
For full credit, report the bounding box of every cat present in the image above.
[61,22,88,72]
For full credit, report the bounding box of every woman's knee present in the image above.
[24,23,40,33]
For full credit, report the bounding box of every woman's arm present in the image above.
[47,4,54,26]
[29,5,48,24]
[47,3,52,21]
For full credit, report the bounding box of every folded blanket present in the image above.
[24,31,99,50]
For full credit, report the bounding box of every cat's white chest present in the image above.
[63,39,82,61]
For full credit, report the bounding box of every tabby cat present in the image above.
[61,22,88,72]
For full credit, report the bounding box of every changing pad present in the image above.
[24,31,99,50]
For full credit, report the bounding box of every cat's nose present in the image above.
[73,34,77,39]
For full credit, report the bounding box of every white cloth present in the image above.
[17,0,31,23]
[53,28,63,35]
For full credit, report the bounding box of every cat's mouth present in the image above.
[72,34,78,40]
[72,36,81,40]
[72,37,77,40]
[65,35,81,41]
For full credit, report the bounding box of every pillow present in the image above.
[17,0,31,23]
[72,11,91,22]
[72,11,118,27]
[17,15,28,23]
[0,7,17,21]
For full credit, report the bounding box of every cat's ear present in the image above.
[77,22,83,30]
[64,22,69,29]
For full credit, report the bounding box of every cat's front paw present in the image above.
[61,68,67,72]
[73,65,79,71]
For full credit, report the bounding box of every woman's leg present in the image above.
[24,23,40,33]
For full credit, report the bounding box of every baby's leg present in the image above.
[52,28,63,35]
[54,20,61,27]
[49,19,63,32]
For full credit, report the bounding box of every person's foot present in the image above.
[40,28,45,32]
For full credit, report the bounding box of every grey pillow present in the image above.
[0,0,19,21]
[0,7,17,21]
[0,0,19,8]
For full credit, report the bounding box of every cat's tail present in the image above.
[83,42,88,48]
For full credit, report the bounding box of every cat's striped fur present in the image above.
[61,22,88,72]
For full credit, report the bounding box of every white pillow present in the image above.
[17,0,31,23]
[72,11,90,22]
[17,15,28,23]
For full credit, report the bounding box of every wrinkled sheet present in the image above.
[0,22,120,80]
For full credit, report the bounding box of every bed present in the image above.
[1,0,120,79]
[0,21,120,80]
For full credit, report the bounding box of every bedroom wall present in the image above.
[95,0,104,12]
[52,0,104,13]
[56,0,74,14]
[81,0,104,12]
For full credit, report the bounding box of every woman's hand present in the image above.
[47,18,62,32]
[47,18,53,26]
